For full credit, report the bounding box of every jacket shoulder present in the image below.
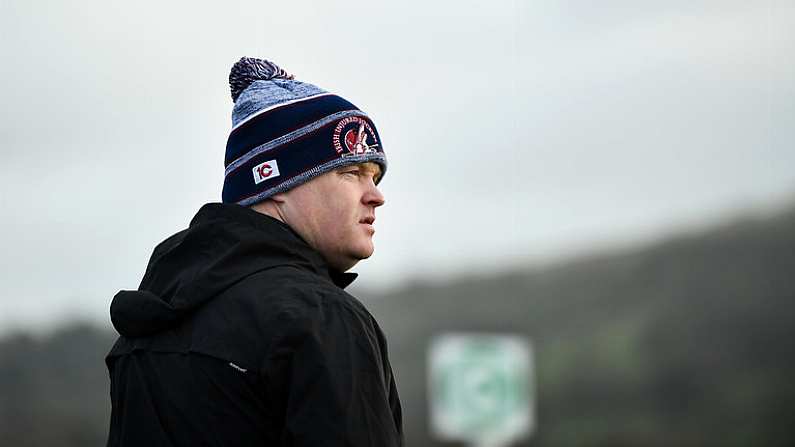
[233,265,368,317]
[189,265,377,370]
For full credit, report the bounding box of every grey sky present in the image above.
[1,0,793,333]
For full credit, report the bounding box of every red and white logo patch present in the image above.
[333,116,380,156]
[252,159,280,184]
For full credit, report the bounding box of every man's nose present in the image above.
[364,183,385,208]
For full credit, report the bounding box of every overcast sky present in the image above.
[1,0,793,333]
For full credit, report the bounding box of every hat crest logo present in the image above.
[333,116,380,156]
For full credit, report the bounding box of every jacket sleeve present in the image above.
[264,293,403,447]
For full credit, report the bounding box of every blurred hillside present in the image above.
[2,203,794,446]
[366,204,795,446]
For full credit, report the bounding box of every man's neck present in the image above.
[249,200,285,223]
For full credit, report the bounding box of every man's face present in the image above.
[276,162,385,272]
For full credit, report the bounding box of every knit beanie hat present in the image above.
[221,57,387,206]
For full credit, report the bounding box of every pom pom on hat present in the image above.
[229,57,295,102]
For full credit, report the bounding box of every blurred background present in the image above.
[1,0,794,445]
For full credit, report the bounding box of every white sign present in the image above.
[429,333,534,447]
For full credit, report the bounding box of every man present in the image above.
[105,57,403,446]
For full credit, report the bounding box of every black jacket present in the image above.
[105,203,403,446]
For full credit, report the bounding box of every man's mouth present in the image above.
[359,216,376,234]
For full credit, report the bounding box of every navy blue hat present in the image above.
[222,57,387,206]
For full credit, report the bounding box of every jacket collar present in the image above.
[192,203,358,289]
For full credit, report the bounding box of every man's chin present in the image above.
[359,244,375,260]
[349,247,374,265]
[331,251,371,272]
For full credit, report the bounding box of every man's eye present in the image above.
[343,170,359,176]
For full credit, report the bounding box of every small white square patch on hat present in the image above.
[253,160,280,184]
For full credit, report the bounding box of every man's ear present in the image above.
[270,192,287,204]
